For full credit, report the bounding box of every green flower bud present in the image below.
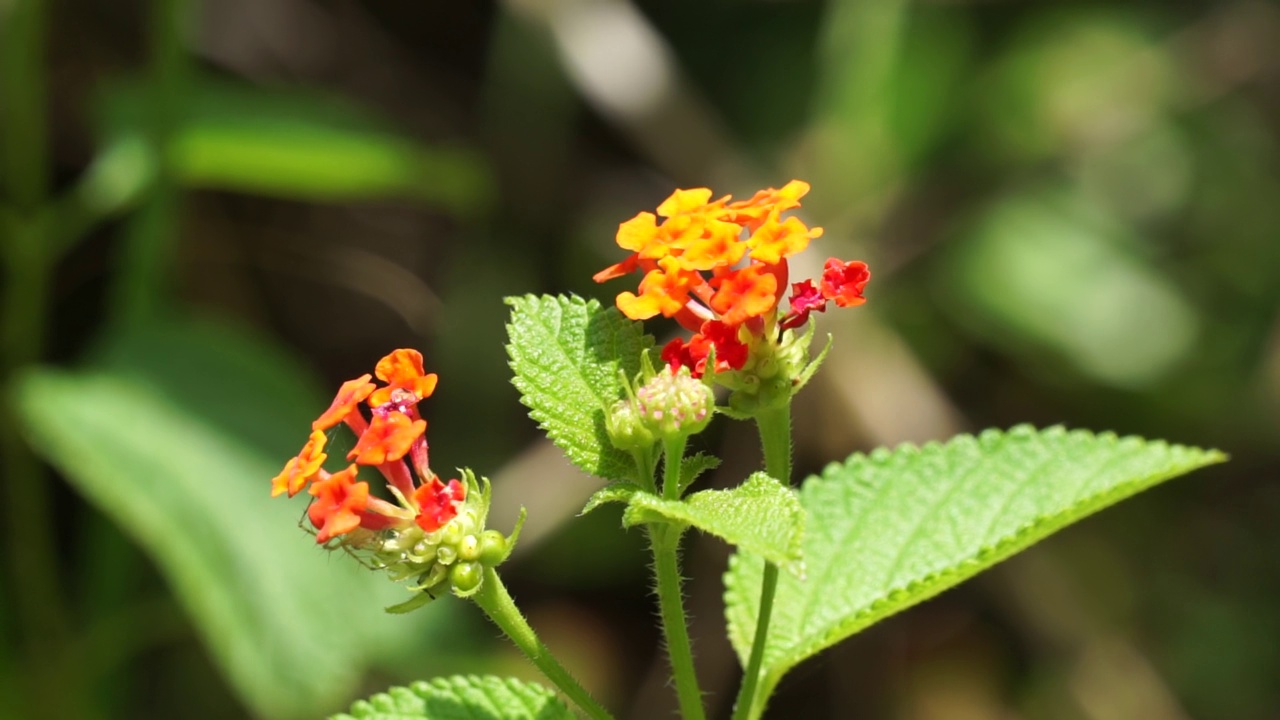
[450,562,482,596]
[635,366,715,440]
[436,544,458,565]
[457,533,481,562]
[478,529,509,566]
[605,397,657,452]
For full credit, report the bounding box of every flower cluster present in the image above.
[595,181,869,413]
[272,349,513,602]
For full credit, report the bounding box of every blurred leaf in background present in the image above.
[15,319,466,718]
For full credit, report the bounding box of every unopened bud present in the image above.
[606,398,656,452]
[478,529,509,566]
[635,366,715,440]
[457,534,481,562]
[450,562,482,596]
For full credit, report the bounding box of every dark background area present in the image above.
[2,0,1278,718]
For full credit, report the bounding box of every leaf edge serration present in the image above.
[504,293,651,482]
[724,424,1226,683]
[330,673,569,719]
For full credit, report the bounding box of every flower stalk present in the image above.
[732,402,793,720]
[472,566,614,720]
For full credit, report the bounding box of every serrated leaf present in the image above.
[580,482,643,515]
[724,425,1225,702]
[625,473,804,575]
[505,294,652,482]
[678,453,721,494]
[331,675,573,720]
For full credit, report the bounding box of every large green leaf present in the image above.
[331,675,572,720]
[13,320,456,719]
[624,473,805,576]
[505,294,652,482]
[724,425,1225,703]
[98,79,491,209]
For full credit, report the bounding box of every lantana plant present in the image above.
[274,182,1225,720]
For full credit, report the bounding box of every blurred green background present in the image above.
[1,0,1277,718]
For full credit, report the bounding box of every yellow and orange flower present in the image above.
[595,180,870,379]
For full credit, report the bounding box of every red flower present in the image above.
[821,258,871,308]
[780,280,828,331]
[413,478,467,532]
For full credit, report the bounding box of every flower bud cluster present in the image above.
[370,470,518,603]
[718,323,817,416]
[607,364,715,453]
[635,366,714,439]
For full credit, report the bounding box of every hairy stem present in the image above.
[648,434,707,720]
[732,402,792,720]
[473,567,614,720]
[649,526,705,720]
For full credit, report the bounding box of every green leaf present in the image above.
[791,334,832,394]
[625,473,804,576]
[678,453,721,494]
[580,482,643,515]
[98,79,491,210]
[505,294,652,482]
[724,426,1225,699]
[331,675,573,720]
[13,319,458,719]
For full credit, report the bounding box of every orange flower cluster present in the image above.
[271,349,465,544]
[595,181,870,377]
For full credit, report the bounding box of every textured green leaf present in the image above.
[678,453,721,494]
[725,425,1225,699]
[580,482,643,515]
[13,320,457,719]
[625,473,804,575]
[505,294,652,482]
[331,675,572,720]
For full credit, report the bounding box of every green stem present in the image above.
[732,402,793,720]
[0,2,81,718]
[472,567,614,720]
[649,527,706,720]
[112,0,189,326]
[649,434,707,720]
[662,435,686,500]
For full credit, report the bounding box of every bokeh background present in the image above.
[2,0,1278,718]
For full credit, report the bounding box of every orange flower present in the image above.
[710,265,779,326]
[616,212,661,253]
[313,375,375,431]
[348,411,427,465]
[727,180,810,227]
[307,466,370,543]
[616,257,701,320]
[413,478,467,532]
[370,349,438,407]
[747,214,822,265]
[656,187,717,218]
[271,430,328,498]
